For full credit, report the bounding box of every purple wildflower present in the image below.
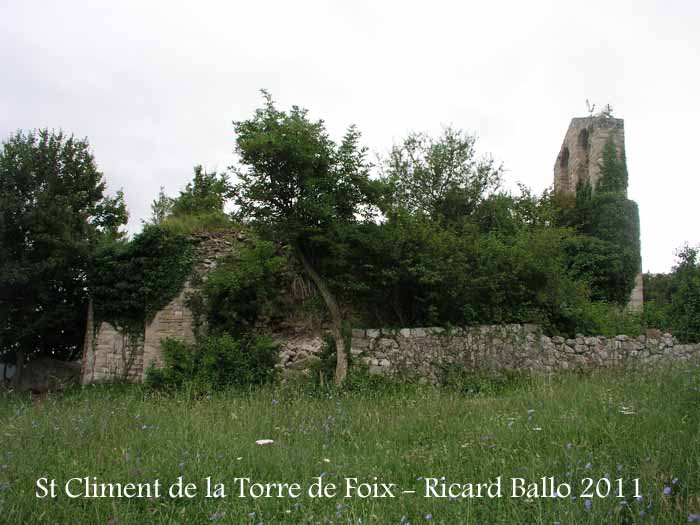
[688,514,700,523]
[584,499,592,511]
[663,487,672,496]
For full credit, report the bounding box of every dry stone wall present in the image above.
[339,325,700,383]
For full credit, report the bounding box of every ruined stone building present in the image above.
[81,232,236,383]
[80,116,646,384]
[553,114,643,310]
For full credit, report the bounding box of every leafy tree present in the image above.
[0,129,127,384]
[562,235,637,304]
[147,166,234,233]
[232,91,377,384]
[380,126,502,222]
[148,187,173,225]
[640,246,700,342]
[170,165,232,217]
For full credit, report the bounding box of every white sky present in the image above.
[1,0,698,273]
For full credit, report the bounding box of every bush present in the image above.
[643,245,700,343]
[568,301,645,337]
[145,333,278,392]
[201,238,289,334]
[562,234,637,305]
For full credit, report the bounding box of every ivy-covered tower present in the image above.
[553,113,644,311]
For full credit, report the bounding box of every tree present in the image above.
[170,165,232,217]
[232,91,377,385]
[666,245,700,342]
[380,126,502,222]
[148,187,173,225]
[0,129,127,385]
[146,166,233,233]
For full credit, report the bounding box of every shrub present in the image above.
[146,333,278,392]
[643,245,700,343]
[559,299,645,337]
[201,238,289,334]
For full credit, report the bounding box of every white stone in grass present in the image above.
[256,439,274,446]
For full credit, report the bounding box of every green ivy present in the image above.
[88,226,195,332]
[201,238,289,335]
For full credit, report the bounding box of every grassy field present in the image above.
[1,365,699,524]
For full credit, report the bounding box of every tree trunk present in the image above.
[294,246,348,386]
[12,349,25,389]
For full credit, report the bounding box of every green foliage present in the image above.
[232,90,379,383]
[89,226,195,332]
[380,126,502,222]
[552,163,641,305]
[567,301,645,337]
[562,234,637,304]
[170,165,232,217]
[0,129,127,365]
[158,211,232,236]
[149,166,233,234]
[317,214,595,335]
[232,90,377,244]
[145,333,278,392]
[201,238,289,334]
[596,138,628,195]
[308,333,341,388]
[643,245,700,342]
[148,187,173,226]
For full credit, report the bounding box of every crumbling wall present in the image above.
[81,232,238,384]
[553,116,625,194]
[552,114,643,311]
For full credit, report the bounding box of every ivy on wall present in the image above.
[553,138,641,306]
[88,226,195,333]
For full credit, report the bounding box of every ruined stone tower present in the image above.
[553,116,626,194]
[553,114,644,311]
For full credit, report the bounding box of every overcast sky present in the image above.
[1,0,698,272]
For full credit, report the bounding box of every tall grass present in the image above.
[160,211,232,236]
[1,365,699,523]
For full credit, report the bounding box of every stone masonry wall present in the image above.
[81,231,240,384]
[341,325,700,383]
[553,115,625,195]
